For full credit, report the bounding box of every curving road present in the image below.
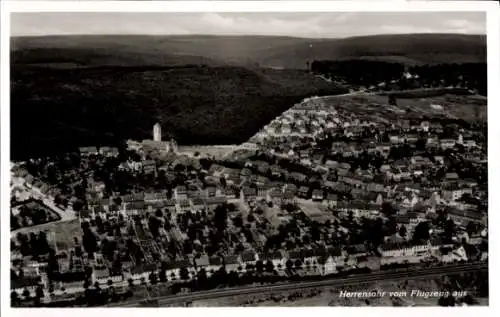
[11,176,77,237]
[109,262,487,307]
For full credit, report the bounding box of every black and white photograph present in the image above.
[1,0,497,312]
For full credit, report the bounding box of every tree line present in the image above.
[311,60,486,95]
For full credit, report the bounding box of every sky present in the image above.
[11,12,485,38]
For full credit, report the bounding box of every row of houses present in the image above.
[79,146,119,157]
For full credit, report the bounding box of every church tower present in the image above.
[153,123,162,142]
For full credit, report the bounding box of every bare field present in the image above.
[177,145,238,159]
[318,93,486,124]
[347,94,486,122]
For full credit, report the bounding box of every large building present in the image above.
[167,138,178,153]
[153,123,162,142]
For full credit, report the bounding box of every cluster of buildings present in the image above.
[10,94,488,302]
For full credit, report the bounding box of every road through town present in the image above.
[11,176,77,237]
[108,262,487,307]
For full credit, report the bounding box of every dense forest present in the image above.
[11,65,347,160]
[311,60,487,95]
[12,33,486,70]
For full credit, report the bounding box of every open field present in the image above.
[320,93,487,123]
[177,145,238,159]
[370,93,487,121]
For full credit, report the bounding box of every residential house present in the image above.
[281,123,292,134]
[434,156,445,165]
[125,201,147,216]
[145,191,167,202]
[287,250,303,269]
[177,200,192,213]
[325,160,339,169]
[240,187,257,203]
[223,255,242,272]
[347,244,369,257]
[99,146,119,157]
[312,189,324,201]
[442,187,472,202]
[11,276,42,297]
[322,251,340,275]
[79,146,99,157]
[282,191,296,205]
[420,121,430,132]
[256,185,268,198]
[445,172,460,182]
[357,256,381,270]
[411,156,432,167]
[376,143,391,157]
[358,169,374,181]
[187,186,202,199]
[337,202,380,218]
[382,242,431,257]
[164,199,177,213]
[204,186,217,199]
[338,162,351,171]
[193,254,210,272]
[300,248,318,269]
[78,209,92,223]
[169,259,195,280]
[380,164,391,173]
[172,186,187,201]
[191,198,206,212]
[448,208,485,226]
[297,186,310,199]
[142,160,156,175]
[430,122,443,133]
[389,135,404,144]
[322,193,338,208]
[405,134,419,143]
[205,196,228,208]
[270,165,286,178]
[366,182,385,193]
[340,175,364,188]
[464,139,477,148]
[267,188,284,205]
[365,192,384,205]
[240,168,252,178]
[440,139,456,150]
[204,256,223,276]
[223,186,239,200]
[241,250,259,267]
[290,172,308,183]
[226,173,241,186]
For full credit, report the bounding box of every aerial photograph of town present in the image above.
[7,9,488,308]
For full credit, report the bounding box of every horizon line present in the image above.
[10,32,487,39]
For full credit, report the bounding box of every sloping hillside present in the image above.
[10,33,485,159]
[11,33,486,69]
[11,65,347,160]
[259,33,486,67]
